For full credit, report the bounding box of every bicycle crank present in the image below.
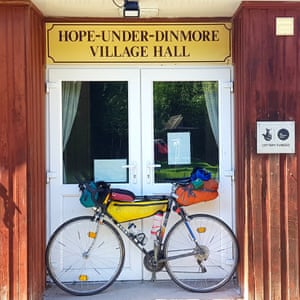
[143,250,165,272]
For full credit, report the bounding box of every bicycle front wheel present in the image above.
[164,214,239,292]
[46,216,125,296]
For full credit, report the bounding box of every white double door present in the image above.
[46,67,234,280]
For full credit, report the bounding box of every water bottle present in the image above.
[128,223,148,245]
[150,211,163,239]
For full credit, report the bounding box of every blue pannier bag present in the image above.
[190,167,211,182]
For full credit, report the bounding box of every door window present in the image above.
[153,81,218,183]
[63,81,129,184]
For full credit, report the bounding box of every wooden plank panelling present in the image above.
[0,5,28,299]
[233,2,300,299]
[0,1,45,299]
[0,6,10,299]
[26,7,46,300]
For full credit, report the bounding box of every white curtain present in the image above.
[202,81,219,146]
[62,81,82,182]
[62,81,82,149]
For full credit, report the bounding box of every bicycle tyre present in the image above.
[46,216,125,296]
[163,213,239,292]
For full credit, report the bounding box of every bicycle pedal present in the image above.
[199,264,207,273]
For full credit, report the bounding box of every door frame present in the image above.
[46,67,145,279]
[46,65,235,279]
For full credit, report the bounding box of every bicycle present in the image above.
[46,174,239,296]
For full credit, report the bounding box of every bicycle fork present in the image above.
[166,206,209,273]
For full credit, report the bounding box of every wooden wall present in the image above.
[0,1,45,299]
[233,2,300,299]
[1,0,300,299]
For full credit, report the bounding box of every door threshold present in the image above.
[44,279,243,299]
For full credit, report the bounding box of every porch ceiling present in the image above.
[31,0,300,18]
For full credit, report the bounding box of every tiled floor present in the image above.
[44,280,243,300]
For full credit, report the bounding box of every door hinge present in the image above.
[46,81,59,93]
[223,81,234,93]
[224,170,235,181]
[46,171,57,183]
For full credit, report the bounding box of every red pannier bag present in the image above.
[111,188,135,202]
[175,179,219,206]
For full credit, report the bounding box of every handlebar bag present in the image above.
[79,181,111,208]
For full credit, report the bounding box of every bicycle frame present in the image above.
[91,190,201,267]
[91,194,174,255]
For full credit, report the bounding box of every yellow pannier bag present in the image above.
[107,199,168,223]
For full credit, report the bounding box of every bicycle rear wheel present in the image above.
[46,216,125,296]
[163,214,239,292]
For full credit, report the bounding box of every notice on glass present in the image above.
[94,159,127,182]
[167,132,191,165]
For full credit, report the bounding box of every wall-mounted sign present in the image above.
[46,22,231,64]
[276,17,294,36]
[257,121,295,154]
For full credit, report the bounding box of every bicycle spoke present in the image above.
[46,216,125,296]
[163,214,239,292]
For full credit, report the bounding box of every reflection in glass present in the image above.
[63,81,129,184]
[153,81,219,182]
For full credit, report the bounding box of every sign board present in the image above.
[257,121,295,154]
[46,22,231,64]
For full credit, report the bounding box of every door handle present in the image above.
[122,163,137,184]
[122,164,136,169]
[148,164,161,169]
[146,163,161,183]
